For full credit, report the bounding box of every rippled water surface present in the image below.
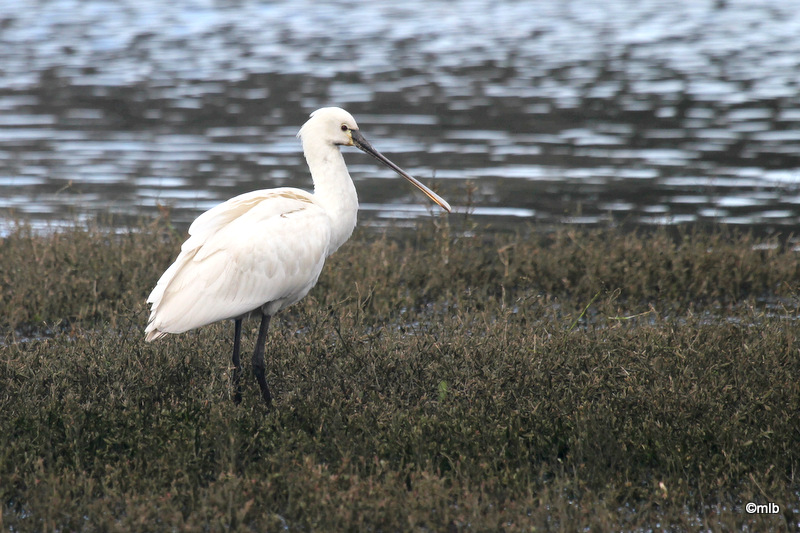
[3,0,800,232]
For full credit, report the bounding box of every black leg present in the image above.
[252,314,272,406]
[232,318,243,405]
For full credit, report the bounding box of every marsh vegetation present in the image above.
[1,219,798,530]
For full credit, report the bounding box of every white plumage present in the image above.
[145,189,331,339]
[144,107,450,404]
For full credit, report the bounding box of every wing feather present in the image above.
[145,188,331,340]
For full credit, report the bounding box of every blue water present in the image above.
[2,0,800,233]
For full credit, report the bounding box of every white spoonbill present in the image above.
[145,107,451,405]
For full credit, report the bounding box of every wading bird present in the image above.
[145,107,450,405]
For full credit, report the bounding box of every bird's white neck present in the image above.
[303,138,359,255]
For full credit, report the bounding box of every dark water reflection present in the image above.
[2,0,800,234]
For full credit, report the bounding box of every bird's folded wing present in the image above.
[146,189,331,336]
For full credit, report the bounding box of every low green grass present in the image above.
[1,218,798,531]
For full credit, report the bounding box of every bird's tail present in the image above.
[144,325,167,342]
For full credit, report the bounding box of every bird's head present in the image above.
[298,107,451,213]
[298,107,360,147]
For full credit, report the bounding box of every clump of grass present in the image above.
[0,217,181,336]
[1,218,798,530]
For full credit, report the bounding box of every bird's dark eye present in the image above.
[341,124,349,131]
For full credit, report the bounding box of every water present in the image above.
[3,0,800,233]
